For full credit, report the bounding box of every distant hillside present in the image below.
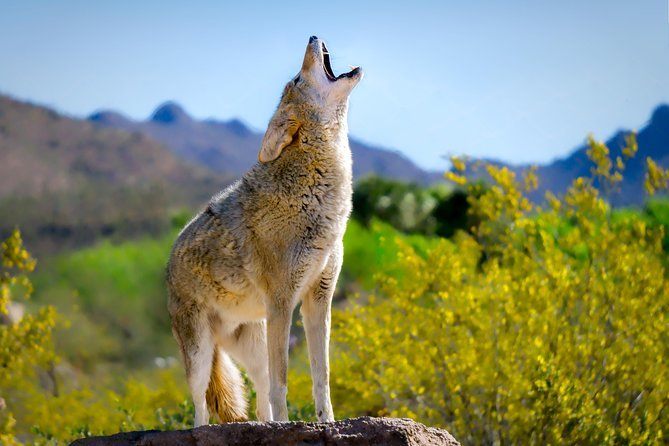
[89,102,440,183]
[535,105,669,205]
[0,95,230,253]
[467,105,669,206]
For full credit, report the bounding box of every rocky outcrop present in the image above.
[69,416,459,446]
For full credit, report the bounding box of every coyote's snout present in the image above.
[167,36,362,426]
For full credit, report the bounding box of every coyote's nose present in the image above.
[309,35,319,44]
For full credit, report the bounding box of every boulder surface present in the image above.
[69,416,460,446]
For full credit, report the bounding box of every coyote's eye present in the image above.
[293,75,301,85]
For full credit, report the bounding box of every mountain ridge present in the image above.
[0,94,231,253]
[465,104,669,206]
[88,101,443,184]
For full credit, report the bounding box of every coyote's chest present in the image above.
[246,149,351,247]
[276,171,349,244]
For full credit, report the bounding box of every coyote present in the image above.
[167,36,362,426]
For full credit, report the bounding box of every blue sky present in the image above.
[1,0,668,170]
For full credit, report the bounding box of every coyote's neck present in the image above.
[301,103,351,166]
[295,120,352,180]
[247,121,351,198]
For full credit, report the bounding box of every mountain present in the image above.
[534,104,669,205]
[89,102,440,183]
[0,94,230,253]
[468,105,669,206]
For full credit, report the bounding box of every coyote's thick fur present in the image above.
[167,36,362,426]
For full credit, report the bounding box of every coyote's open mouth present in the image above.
[321,42,360,82]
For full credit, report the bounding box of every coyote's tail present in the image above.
[206,348,248,422]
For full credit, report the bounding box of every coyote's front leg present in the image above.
[266,285,294,422]
[300,243,341,422]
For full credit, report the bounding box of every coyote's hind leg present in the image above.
[172,310,214,427]
[222,321,272,421]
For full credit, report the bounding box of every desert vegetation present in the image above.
[1,135,669,444]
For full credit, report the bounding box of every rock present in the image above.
[69,416,460,446]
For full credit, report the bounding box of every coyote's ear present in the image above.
[259,106,301,163]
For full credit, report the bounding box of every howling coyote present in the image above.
[167,36,362,426]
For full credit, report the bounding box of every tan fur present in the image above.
[167,36,362,426]
[206,348,247,422]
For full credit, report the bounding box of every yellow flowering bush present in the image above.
[27,369,191,444]
[301,135,669,444]
[0,229,56,445]
[0,231,191,444]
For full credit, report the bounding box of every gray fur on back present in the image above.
[167,111,352,316]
